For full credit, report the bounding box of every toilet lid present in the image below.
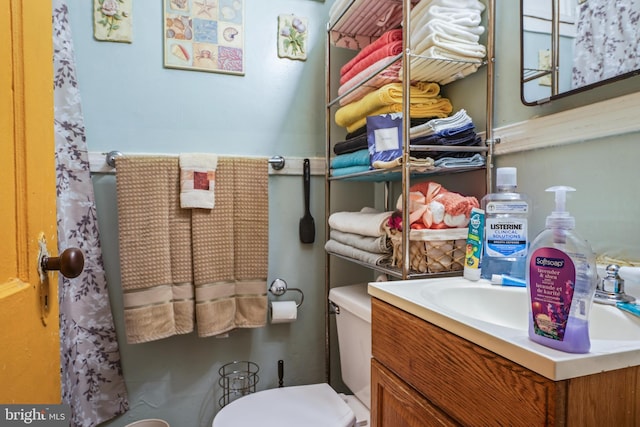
[213,383,355,427]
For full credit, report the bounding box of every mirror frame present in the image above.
[520,0,640,106]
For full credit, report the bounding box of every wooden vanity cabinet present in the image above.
[371,298,640,427]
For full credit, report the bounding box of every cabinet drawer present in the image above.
[372,298,566,426]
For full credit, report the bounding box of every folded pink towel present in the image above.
[340,28,403,77]
[340,40,404,85]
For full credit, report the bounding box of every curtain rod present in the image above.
[88,151,326,176]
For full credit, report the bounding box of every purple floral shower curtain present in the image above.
[53,1,129,426]
[572,0,640,88]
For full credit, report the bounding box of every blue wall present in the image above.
[68,1,372,426]
[68,1,640,425]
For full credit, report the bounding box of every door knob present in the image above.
[41,247,84,279]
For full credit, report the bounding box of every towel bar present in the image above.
[268,278,304,308]
[92,151,324,176]
[268,155,285,170]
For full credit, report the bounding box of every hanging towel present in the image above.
[192,157,236,336]
[192,157,268,337]
[233,158,269,329]
[116,156,195,344]
[179,153,218,209]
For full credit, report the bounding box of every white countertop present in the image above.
[368,276,640,381]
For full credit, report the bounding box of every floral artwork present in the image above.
[93,0,132,43]
[164,0,245,75]
[278,14,308,61]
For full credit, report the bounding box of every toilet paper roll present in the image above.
[270,301,298,324]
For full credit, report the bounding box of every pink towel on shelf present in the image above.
[340,28,403,77]
[338,59,402,106]
[339,40,404,86]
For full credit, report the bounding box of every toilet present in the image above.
[213,283,372,427]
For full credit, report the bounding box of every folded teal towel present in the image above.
[330,165,371,177]
[330,149,370,169]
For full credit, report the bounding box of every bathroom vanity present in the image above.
[369,278,640,426]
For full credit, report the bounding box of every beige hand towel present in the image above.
[192,157,237,337]
[192,157,268,336]
[233,157,269,329]
[116,156,194,344]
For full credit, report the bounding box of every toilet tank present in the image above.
[328,283,372,409]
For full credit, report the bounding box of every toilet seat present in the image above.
[212,383,356,427]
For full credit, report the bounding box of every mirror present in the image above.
[520,0,640,105]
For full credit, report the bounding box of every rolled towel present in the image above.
[179,153,218,209]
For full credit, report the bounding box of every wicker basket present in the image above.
[387,227,467,273]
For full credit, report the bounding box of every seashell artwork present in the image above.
[163,0,245,75]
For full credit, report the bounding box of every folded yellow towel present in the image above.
[335,82,452,132]
[179,153,218,209]
[346,98,453,133]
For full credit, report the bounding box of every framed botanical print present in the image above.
[163,0,245,75]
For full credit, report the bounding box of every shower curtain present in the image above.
[53,1,129,426]
[572,0,640,88]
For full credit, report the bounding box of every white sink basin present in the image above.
[368,276,640,381]
[422,283,640,341]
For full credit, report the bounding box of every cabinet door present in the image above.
[371,359,460,427]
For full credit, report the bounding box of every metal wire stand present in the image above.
[218,361,259,408]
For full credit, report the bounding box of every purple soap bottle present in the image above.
[526,186,597,353]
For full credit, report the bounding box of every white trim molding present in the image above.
[493,91,640,155]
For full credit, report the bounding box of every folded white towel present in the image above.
[179,153,218,209]
[423,5,484,26]
[412,19,484,46]
[328,207,393,237]
[414,32,487,59]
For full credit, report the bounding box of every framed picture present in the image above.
[278,14,308,61]
[94,0,133,43]
[163,0,245,75]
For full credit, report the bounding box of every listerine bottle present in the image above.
[480,167,530,280]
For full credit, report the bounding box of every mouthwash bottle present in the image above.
[480,167,530,280]
[526,186,597,353]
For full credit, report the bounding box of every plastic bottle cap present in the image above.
[496,167,517,188]
[545,185,576,229]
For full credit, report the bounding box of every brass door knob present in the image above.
[41,247,84,279]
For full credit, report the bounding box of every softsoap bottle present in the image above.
[526,186,597,353]
[480,167,530,280]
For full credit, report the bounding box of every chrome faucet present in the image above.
[594,264,636,305]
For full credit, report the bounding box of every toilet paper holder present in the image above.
[269,278,304,308]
